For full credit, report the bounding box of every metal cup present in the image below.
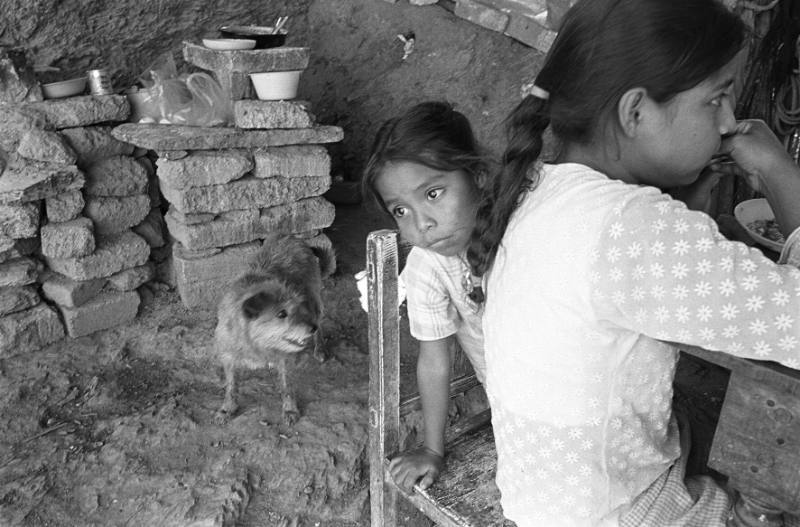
[87,69,113,95]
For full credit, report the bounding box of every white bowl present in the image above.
[734,198,785,253]
[249,70,301,100]
[202,38,256,51]
[41,77,87,99]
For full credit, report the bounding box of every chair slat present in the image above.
[367,230,401,527]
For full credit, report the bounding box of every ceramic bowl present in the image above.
[219,25,287,49]
[734,198,785,253]
[202,38,256,51]
[249,70,301,100]
[41,77,87,99]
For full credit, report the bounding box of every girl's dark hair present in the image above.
[362,101,488,215]
[466,0,747,292]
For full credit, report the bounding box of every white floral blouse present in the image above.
[483,163,800,526]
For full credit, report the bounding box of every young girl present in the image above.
[362,101,489,492]
[466,0,800,525]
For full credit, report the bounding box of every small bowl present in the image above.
[249,70,301,100]
[202,38,256,51]
[734,198,785,253]
[41,77,87,99]
[219,25,287,49]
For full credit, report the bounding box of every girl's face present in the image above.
[374,161,479,257]
[632,56,740,188]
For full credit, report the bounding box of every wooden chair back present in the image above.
[366,229,513,527]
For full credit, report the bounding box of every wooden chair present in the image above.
[366,229,515,527]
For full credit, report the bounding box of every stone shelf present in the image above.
[111,123,344,151]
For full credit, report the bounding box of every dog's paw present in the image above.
[214,399,238,425]
[311,334,329,363]
[282,394,299,426]
[282,408,300,426]
[214,408,233,425]
[312,345,329,363]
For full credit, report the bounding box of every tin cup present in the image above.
[87,69,113,95]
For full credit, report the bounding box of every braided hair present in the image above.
[466,0,746,301]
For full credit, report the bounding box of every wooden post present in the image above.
[367,230,401,527]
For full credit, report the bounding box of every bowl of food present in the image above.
[249,70,301,100]
[202,38,256,51]
[41,77,87,99]
[734,198,785,253]
[219,25,287,49]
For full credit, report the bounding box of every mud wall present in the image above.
[1,0,546,178]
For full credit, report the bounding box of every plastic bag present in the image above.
[130,52,232,127]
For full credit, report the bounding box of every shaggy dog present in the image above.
[213,235,336,425]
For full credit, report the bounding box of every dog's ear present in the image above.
[241,291,274,320]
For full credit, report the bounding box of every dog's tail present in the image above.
[310,243,337,279]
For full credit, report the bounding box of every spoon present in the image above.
[272,16,288,34]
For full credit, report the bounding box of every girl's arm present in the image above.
[418,337,453,457]
[388,337,452,491]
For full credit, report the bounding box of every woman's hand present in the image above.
[718,120,797,193]
[388,446,445,491]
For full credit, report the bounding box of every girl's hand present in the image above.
[388,446,445,491]
[717,119,798,193]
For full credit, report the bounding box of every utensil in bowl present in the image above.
[734,198,785,253]
[219,25,287,49]
[41,77,87,99]
[272,16,289,34]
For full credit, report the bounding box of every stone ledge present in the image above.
[165,197,336,250]
[111,123,343,151]
[0,303,64,356]
[25,95,130,130]
[160,175,331,214]
[0,163,84,205]
[183,42,310,74]
[234,100,316,129]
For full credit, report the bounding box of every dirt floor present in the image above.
[0,198,732,527]
[0,202,393,527]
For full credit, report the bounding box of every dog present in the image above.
[213,235,336,425]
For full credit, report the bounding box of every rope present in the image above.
[773,35,800,137]
[741,0,780,12]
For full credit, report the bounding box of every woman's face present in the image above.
[374,160,480,257]
[632,56,741,188]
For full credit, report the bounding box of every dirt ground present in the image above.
[0,198,731,527]
[0,202,397,527]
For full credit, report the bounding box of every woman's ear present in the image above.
[617,88,647,138]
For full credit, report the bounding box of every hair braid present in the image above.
[467,95,550,300]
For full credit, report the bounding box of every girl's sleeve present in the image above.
[400,249,459,341]
[592,191,800,368]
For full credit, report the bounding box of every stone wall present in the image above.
[0,92,162,353]
[1,0,550,182]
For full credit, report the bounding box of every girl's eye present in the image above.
[426,188,443,200]
[392,206,407,218]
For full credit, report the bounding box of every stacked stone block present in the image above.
[111,44,343,309]
[0,93,162,347]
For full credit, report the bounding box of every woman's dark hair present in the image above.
[362,101,488,215]
[466,0,747,294]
